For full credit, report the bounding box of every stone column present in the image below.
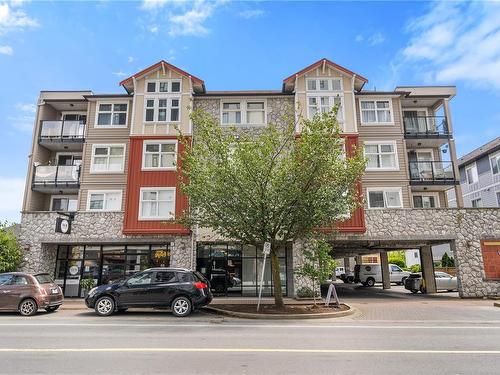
[443,98,463,208]
[355,255,363,265]
[380,252,391,289]
[343,257,351,272]
[420,245,437,293]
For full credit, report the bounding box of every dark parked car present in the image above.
[0,272,63,316]
[85,268,212,317]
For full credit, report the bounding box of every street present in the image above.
[1,286,499,375]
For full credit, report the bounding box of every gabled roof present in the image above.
[119,60,205,92]
[458,137,500,168]
[283,58,368,84]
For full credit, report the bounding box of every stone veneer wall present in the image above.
[19,212,193,275]
[293,208,500,298]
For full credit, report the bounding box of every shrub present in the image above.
[410,264,421,273]
[296,287,319,298]
[388,250,406,269]
[0,222,22,273]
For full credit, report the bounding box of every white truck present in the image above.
[354,264,411,287]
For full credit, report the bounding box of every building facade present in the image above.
[19,59,500,298]
[447,137,500,208]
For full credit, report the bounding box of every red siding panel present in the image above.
[123,136,190,235]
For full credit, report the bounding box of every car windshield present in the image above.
[35,274,54,284]
[0,274,13,285]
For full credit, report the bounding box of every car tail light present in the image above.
[194,281,208,289]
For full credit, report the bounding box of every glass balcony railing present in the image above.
[32,165,81,189]
[409,161,456,184]
[39,121,85,142]
[403,116,449,137]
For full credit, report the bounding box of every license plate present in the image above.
[51,288,59,294]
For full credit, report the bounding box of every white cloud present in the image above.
[16,102,35,113]
[402,1,500,90]
[355,34,363,42]
[0,44,12,54]
[127,56,135,63]
[0,1,38,34]
[8,114,34,132]
[140,0,225,37]
[238,9,264,19]
[368,32,385,46]
[112,71,128,77]
[0,176,25,223]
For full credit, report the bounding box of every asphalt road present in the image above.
[0,306,499,375]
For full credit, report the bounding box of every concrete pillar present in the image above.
[380,252,391,289]
[420,245,437,294]
[355,255,363,265]
[443,99,463,208]
[343,257,351,272]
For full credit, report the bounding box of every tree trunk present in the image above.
[270,249,284,309]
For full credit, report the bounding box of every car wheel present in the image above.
[171,296,192,317]
[402,277,408,285]
[45,306,60,313]
[95,296,115,316]
[19,298,38,316]
[366,278,375,287]
[410,289,418,294]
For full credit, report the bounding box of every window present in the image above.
[364,142,398,170]
[246,102,265,124]
[471,198,482,208]
[466,164,478,184]
[96,103,127,127]
[391,265,402,272]
[307,96,343,121]
[12,276,29,285]
[222,102,242,124]
[154,271,177,283]
[145,80,181,94]
[497,192,500,207]
[144,98,180,122]
[91,145,125,173]
[51,196,78,212]
[221,101,266,125]
[142,141,177,170]
[367,188,403,209]
[413,195,438,208]
[491,154,500,175]
[360,100,393,124]
[306,78,342,92]
[139,188,176,220]
[87,191,122,211]
[127,272,153,286]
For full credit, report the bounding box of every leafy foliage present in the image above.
[0,222,22,273]
[410,264,421,273]
[388,250,406,269]
[441,252,455,267]
[179,107,366,307]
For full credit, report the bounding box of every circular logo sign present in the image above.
[69,265,79,275]
[60,219,70,233]
[365,266,372,272]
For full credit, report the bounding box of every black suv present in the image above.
[85,268,212,317]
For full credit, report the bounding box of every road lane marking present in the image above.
[0,348,499,354]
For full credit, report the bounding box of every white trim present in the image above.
[366,187,404,209]
[490,152,500,175]
[220,99,267,126]
[351,75,357,133]
[412,192,440,208]
[359,99,395,125]
[130,77,137,136]
[86,190,123,212]
[143,95,181,124]
[94,101,129,128]
[363,140,399,171]
[141,140,178,171]
[305,93,345,129]
[305,77,343,92]
[138,187,176,221]
[144,78,182,94]
[90,144,126,174]
[465,163,479,185]
[50,195,78,212]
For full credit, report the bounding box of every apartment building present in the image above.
[447,137,500,208]
[22,58,494,299]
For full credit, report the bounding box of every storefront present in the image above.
[54,243,171,297]
[196,242,289,297]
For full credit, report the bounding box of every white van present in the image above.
[354,264,411,287]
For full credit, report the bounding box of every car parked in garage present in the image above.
[404,271,458,293]
[0,272,63,316]
[85,268,212,317]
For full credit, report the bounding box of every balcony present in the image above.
[38,120,85,151]
[403,116,450,147]
[409,161,458,187]
[32,165,81,193]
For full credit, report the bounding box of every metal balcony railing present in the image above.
[403,116,449,137]
[32,165,81,188]
[409,161,456,184]
[39,120,85,142]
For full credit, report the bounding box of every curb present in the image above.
[494,302,500,308]
[203,304,356,320]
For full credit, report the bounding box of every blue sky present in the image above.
[0,0,499,222]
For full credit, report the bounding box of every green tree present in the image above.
[388,250,406,269]
[294,238,337,306]
[179,107,366,308]
[441,252,455,267]
[0,222,22,273]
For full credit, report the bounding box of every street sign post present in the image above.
[257,241,271,311]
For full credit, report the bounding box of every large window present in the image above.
[306,78,342,92]
[413,195,438,208]
[490,153,500,175]
[307,96,343,122]
[360,100,393,124]
[142,140,177,170]
[87,190,122,211]
[96,103,128,127]
[466,164,478,184]
[221,101,266,125]
[51,196,78,212]
[144,98,180,122]
[367,188,403,209]
[145,79,181,93]
[139,188,176,220]
[90,145,125,173]
[364,142,398,170]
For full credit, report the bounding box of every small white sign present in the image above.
[263,242,271,255]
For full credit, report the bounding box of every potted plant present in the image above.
[80,277,96,297]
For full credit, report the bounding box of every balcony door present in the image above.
[404,110,428,133]
[56,154,82,167]
[415,150,434,179]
